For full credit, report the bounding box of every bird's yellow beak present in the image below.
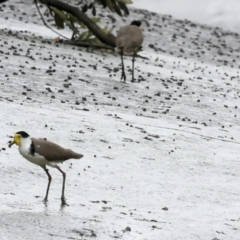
[8,134,21,148]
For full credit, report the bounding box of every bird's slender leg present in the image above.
[43,167,52,203]
[120,49,126,82]
[56,166,67,205]
[131,50,136,82]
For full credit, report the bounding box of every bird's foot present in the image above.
[43,197,49,206]
[121,72,126,82]
[61,196,68,206]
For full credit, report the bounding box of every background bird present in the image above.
[116,20,144,82]
[9,131,83,205]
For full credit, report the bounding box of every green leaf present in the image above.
[113,4,122,16]
[79,30,90,40]
[91,17,101,23]
[102,25,113,34]
[50,7,67,21]
[82,4,88,13]
[118,0,132,4]
[54,13,64,29]
[69,14,87,28]
[118,1,129,15]
[106,0,114,12]
[102,25,109,33]
[101,0,107,8]
[85,31,93,40]
[66,14,78,32]
[92,6,96,16]
[88,3,93,9]
[48,6,54,17]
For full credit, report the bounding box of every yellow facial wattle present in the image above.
[9,133,21,147]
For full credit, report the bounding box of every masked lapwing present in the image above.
[9,131,83,205]
[116,20,144,82]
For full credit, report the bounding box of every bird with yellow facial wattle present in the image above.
[116,20,144,82]
[9,131,83,205]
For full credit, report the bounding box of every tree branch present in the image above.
[39,0,116,48]
[35,0,69,40]
[63,40,115,50]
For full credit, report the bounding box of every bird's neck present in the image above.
[20,137,32,147]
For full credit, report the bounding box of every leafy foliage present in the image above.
[79,0,132,16]
[47,0,132,45]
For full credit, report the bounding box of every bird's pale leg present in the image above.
[120,49,126,82]
[43,167,52,202]
[56,166,67,205]
[131,50,136,82]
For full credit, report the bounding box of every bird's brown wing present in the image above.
[32,138,83,161]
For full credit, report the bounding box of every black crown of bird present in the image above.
[130,20,142,27]
[8,131,83,205]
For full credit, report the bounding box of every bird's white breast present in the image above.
[18,138,48,167]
